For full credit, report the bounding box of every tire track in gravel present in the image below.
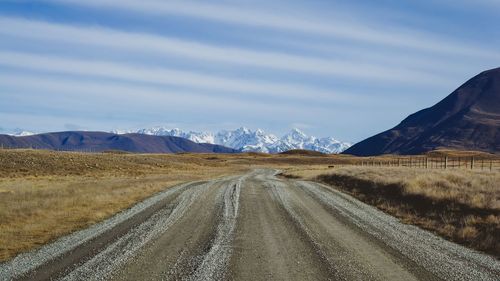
[270,178,430,281]
[60,179,217,281]
[186,175,245,281]
[229,170,332,281]
[108,175,244,281]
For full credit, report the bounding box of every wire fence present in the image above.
[353,156,500,171]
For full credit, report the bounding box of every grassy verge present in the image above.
[285,166,500,257]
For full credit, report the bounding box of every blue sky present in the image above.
[0,0,499,142]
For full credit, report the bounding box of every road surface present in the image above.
[1,169,499,280]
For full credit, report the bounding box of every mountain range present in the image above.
[113,127,351,153]
[345,67,500,156]
[6,64,499,157]
[6,64,499,156]
[11,68,498,156]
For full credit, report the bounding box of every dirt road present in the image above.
[1,169,499,280]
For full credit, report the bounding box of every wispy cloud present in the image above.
[1,73,338,114]
[0,51,373,105]
[0,17,458,86]
[46,0,499,59]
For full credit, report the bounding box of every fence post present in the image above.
[490,160,493,171]
[471,157,474,170]
[444,157,448,169]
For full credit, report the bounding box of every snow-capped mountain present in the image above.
[134,128,215,144]
[269,128,351,153]
[214,128,279,153]
[115,127,350,153]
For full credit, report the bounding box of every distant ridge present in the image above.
[345,67,500,156]
[0,131,237,154]
[279,149,326,156]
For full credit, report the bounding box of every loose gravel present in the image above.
[188,175,245,281]
[60,181,215,281]
[269,179,374,280]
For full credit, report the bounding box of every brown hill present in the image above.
[345,67,500,156]
[0,131,237,154]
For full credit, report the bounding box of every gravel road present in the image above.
[1,169,499,280]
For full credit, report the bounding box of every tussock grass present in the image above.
[306,167,500,257]
[326,167,499,209]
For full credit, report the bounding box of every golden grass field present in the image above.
[0,149,499,261]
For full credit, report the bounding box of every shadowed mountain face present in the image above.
[0,131,238,153]
[345,67,500,156]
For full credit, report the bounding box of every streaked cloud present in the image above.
[0,51,374,105]
[0,17,457,86]
[45,0,499,58]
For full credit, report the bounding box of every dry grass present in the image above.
[284,166,500,257]
[425,149,499,158]
[324,167,500,209]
